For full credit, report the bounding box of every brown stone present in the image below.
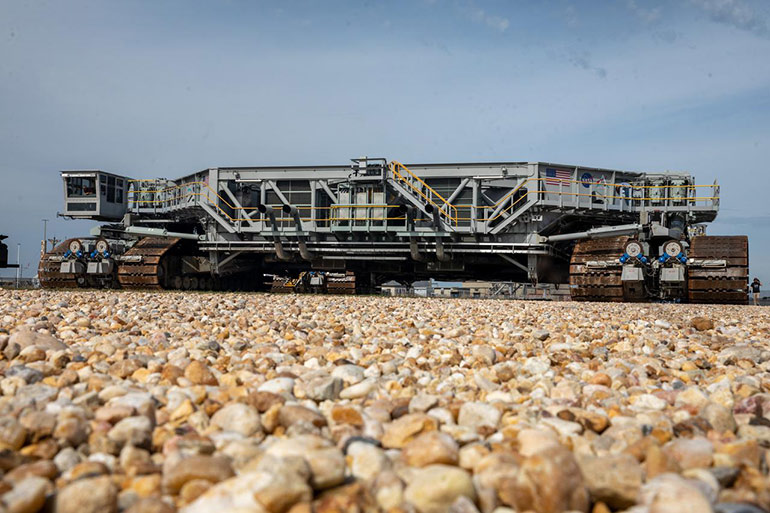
[179,479,212,504]
[54,417,89,446]
[577,453,642,510]
[278,404,327,428]
[315,481,377,513]
[402,431,459,467]
[590,373,612,387]
[110,359,143,378]
[184,361,218,386]
[5,460,58,483]
[19,411,56,442]
[128,474,163,498]
[162,455,234,494]
[645,444,680,479]
[0,418,27,451]
[68,461,110,481]
[381,413,438,449]
[691,317,715,331]
[715,439,761,468]
[160,365,184,385]
[55,475,118,513]
[125,498,176,513]
[573,410,610,434]
[330,405,364,427]
[502,445,589,513]
[247,391,286,413]
[95,405,136,424]
[19,438,58,460]
[253,469,313,513]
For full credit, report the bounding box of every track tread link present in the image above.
[117,237,181,290]
[569,236,629,302]
[687,235,749,305]
[38,238,82,289]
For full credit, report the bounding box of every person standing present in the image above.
[751,278,762,306]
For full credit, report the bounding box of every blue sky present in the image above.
[1,0,769,283]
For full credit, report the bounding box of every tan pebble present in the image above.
[504,445,589,513]
[690,317,715,331]
[381,413,438,449]
[162,454,234,494]
[169,400,195,424]
[124,497,176,513]
[330,405,364,427]
[590,373,612,387]
[6,460,58,483]
[645,444,680,478]
[402,431,459,467]
[247,391,286,413]
[127,474,162,498]
[179,478,212,504]
[184,361,218,386]
[160,365,184,385]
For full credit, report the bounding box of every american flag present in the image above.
[544,167,572,186]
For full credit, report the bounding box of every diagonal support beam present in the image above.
[489,197,539,235]
[482,192,510,221]
[446,178,470,204]
[266,180,291,206]
[318,180,339,203]
[199,203,237,234]
[498,253,529,274]
[222,187,258,229]
[217,250,243,270]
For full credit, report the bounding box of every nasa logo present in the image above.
[580,172,593,188]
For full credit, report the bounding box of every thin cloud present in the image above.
[568,50,607,79]
[626,0,662,23]
[563,5,579,27]
[690,0,770,38]
[433,0,510,33]
[469,7,510,32]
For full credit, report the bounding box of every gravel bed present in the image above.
[0,289,768,513]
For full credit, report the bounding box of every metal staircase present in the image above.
[388,161,458,229]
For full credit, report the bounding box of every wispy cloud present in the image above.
[626,0,662,23]
[432,0,509,33]
[468,6,510,32]
[568,50,607,78]
[690,0,769,38]
[563,5,579,27]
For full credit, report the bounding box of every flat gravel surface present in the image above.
[0,289,768,513]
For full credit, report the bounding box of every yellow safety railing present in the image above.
[127,175,719,225]
[128,180,415,223]
[462,177,719,222]
[389,161,458,225]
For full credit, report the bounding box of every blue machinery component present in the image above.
[658,252,687,264]
[619,253,648,265]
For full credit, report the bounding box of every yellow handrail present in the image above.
[126,176,718,224]
[389,161,458,225]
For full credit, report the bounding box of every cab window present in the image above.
[67,177,96,197]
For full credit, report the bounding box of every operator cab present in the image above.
[61,171,131,221]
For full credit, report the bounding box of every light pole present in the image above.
[16,243,20,288]
[42,219,49,253]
